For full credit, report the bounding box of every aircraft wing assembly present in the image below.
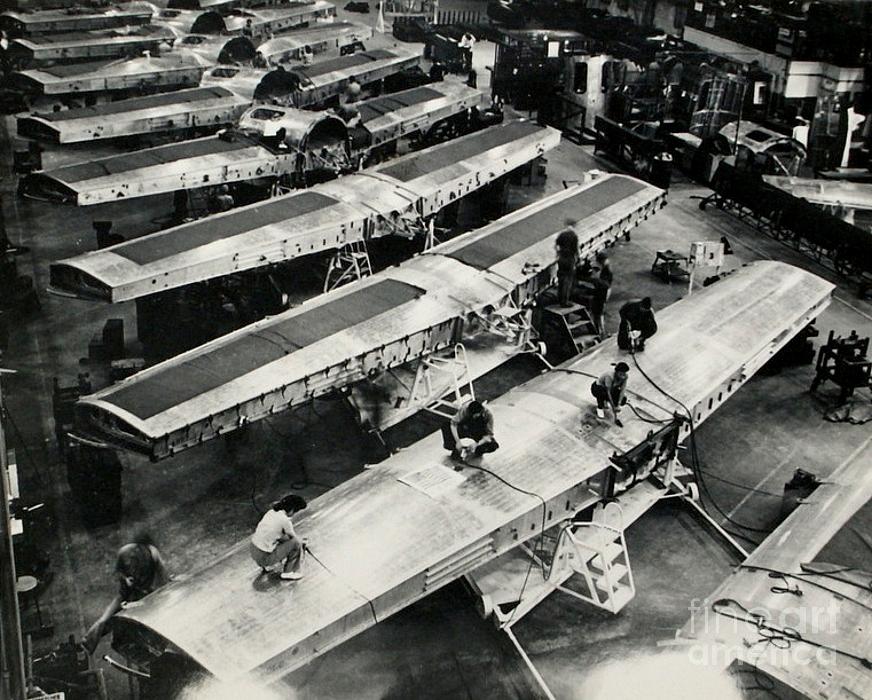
[12,54,206,97]
[0,5,154,35]
[677,444,872,699]
[16,86,251,143]
[763,175,872,212]
[49,120,557,303]
[257,21,372,66]
[8,26,176,67]
[111,261,834,686]
[72,171,664,459]
[24,82,482,204]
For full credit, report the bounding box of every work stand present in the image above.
[810,330,871,404]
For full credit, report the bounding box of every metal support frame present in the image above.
[1,372,27,700]
[409,343,475,420]
[323,239,374,292]
[470,298,541,354]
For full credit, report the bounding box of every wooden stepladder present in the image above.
[542,302,600,354]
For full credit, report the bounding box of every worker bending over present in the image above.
[250,494,308,580]
[443,399,498,462]
[591,362,630,426]
[618,297,657,351]
[84,533,169,654]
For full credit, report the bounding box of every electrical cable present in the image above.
[458,460,550,625]
[694,469,783,498]
[712,598,872,669]
[627,351,772,535]
[742,564,872,604]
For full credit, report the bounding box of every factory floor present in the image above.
[2,17,872,700]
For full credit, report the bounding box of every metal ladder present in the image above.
[542,303,600,354]
[547,502,635,614]
[323,239,373,292]
[410,343,475,420]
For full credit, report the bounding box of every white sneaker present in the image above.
[596,408,605,419]
[280,571,303,581]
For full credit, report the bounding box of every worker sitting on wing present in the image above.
[442,399,498,462]
[250,494,307,580]
[617,297,657,352]
[591,362,630,426]
[83,533,170,654]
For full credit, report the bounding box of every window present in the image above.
[573,62,588,94]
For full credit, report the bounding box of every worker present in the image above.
[442,399,498,462]
[596,251,614,297]
[555,228,580,306]
[83,533,169,654]
[458,31,476,72]
[343,75,362,104]
[250,494,308,580]
[591,362,629,426]
[242,18,254,38]
[429,60,445,82]
[617,297,657,352]
[210,184,234,213]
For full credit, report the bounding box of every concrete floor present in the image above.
[2,11,871,700]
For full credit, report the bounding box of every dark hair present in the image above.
[615,362,630,373]
[273,494,307,514]
[641,297,652,309]
[468,400,485,415]
[556,229,578,252]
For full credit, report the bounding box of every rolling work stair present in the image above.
[542,302,600,354]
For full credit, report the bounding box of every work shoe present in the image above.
[596,408,605,419]
[280,571,303,581]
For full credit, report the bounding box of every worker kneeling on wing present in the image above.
[250,494,307,581]
[591,362,629,427]
[84,533,169,654]
[617,297,657,351]
[442,399,499,462]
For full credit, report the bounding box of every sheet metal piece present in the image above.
[50,120,556,302]
[16,87,251,143]
[0,4,154,35]
[763,175,872,211]
[112,261,835,684]
[73,171,663,459]
[256,21,372,66]
[12,54,206,96]
[679,444,872,699]
[8,26,176,67]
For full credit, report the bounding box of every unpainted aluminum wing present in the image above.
[73,173,662,458]
[113,261,834,684]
